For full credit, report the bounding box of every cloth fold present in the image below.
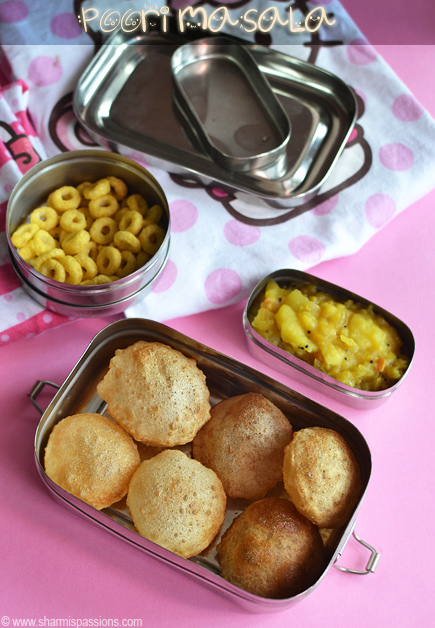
[1,0,435,347]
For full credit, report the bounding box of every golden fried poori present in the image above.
[127,450,226,559]
[217,498,325,599]
[283,427,362,528]
[44,413,140,510]
[192,393,292,500]
[96,341,211,447]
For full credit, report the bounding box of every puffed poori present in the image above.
[96,341,211,447]
[44,413,140,510]
[283,427,362,528]
[217,498,325,599]
[192,393,292,500]
[127,450,226,558]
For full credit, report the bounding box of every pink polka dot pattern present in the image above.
[311,195,339,216]
[289,235,325,264]
[17,312,26,323]
[211,187,228,198]
[204,268,242,304]
[169,200,198,233]
[392,94,424,122]
[355,89,367,103]
[347,128,358,143]
[365,194,396,228]
[151,260,177,293]
[347,39,377,65]
[28,56,62,87]
[43,313,53,324]
[223,220,261,246]
[50,13,83,40]
[379,143,414,171]
[0,1,28,23]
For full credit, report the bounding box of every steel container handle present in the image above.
[28,380,60,415]
[334,530,381,575]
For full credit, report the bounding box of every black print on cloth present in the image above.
[0,121,42,174]
[48,93,99,153]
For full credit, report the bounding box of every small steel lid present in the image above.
[171,37,291,173]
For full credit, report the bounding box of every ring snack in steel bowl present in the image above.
[6,149,171,317]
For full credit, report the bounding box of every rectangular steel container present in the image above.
[73,30,357,209]
[243,269,415,409]
[33,318,376,612]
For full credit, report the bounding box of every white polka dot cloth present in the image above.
[1,0,435,345]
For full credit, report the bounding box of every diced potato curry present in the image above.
[250,280,409,391]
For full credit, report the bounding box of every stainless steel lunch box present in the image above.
[171,38,291,174]
[243,269,415,409]
[74,30,357,209]
[32,318,379,613]
[6,150,171,317]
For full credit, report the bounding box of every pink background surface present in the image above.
[1,2,435,626]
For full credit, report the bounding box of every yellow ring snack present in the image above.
[49,186,81,212]
[108,175,128,201]
[83,178,111,200]
[32,230,57,256]
[74,253,98,281]
[136,250,151,268]
[76,181,92,195]
[38,258,67,282]
[116,250,137,278]
[48,225,62,240]
[114,207,128,223]
[146,204,163,224]
[126,193,148,215]
[96,246,122,276]
[33,248,65,271]
[89,194,119,219]
[139,223,165,256]
[81,274,114,285]
[118,210,143,235]
[78,207,93,230]
[62,230,91,255]
[18,243,36,263]
[113,230,141,254]
[10,174,167,286]
[59,255,83,285]
[11,223,39,248]
[58,229,69,246]
[82,240,99,262]
[30,206,59,231]
[93,274,114,284]
[90,217,117,245]
[60,209,87,233]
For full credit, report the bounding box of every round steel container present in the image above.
[6,150,171,317]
